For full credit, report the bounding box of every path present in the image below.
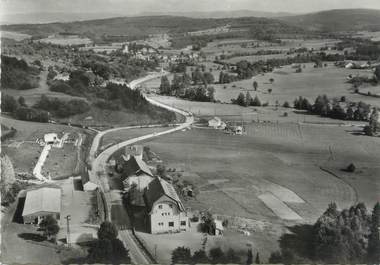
[87,71,193,264]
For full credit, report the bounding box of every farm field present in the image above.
[212,63,380,108]
[38,36,93,46]
[139,124,380,223]
[132,124,379,262]
[1,31,31,41]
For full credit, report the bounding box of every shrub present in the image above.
[346,163,356,172]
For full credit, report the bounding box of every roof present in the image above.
[22,187,61,217]
[44,133,58,143]
[144,177,185,213]
[209,117,221,123]
[125,145,143,157]
[126,156,153,177]
[214,219,224,231]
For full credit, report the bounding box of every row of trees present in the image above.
[172,246,261,264]
[159,75,215,102]
[233,92,263,107]
[1,94,49,122]
[294,94,374,121]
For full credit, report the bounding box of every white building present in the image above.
[208,117,226,129]
[44,133,59,145]
[144,177,189,234]
[22,187,61,224]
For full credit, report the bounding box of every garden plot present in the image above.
[260,179,305,203]
[258,192,302,221]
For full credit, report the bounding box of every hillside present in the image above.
[139,10,295,19]
[1,15,304,41]
[279,9,380,32]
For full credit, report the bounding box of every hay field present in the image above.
[212,63,380,108]
[140,126,379,223]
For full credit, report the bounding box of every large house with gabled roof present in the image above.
[144,176,189,234]
[122,155,154,191]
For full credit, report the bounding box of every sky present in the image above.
[2,0,380,15]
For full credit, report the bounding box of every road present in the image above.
[87,71,193,264]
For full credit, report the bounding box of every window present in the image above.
[169,204,173,208]
[181,221,186,226]
[158,205,162,209]
[169,222,174,227]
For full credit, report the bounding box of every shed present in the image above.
[44,133,59,144]
[22,187,61,224]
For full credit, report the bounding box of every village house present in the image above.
[144,177,189,234]
[22,187,61,224]
[208,117,226,129]
[122,155,154,191]
[125,145,143,160]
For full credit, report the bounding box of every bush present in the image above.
[345,163,356,172]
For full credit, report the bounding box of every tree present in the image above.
[368,202,380,263]
[236,92,246,107]
[98,221,118,241]
[203,72,215,85]
[200,212,216,235]
[345,163,356,173]
[253,81,258,91]
[191,249,209,264]
[246,248,253,264]
[209,247,225,264]
[269,78,274,84]
[368,108,379,135]
[255,252,261,264]
[39,216,59,240]
[172,246,192,264]
[159,75,171,95]
[245,92,253,107]
[87,238,130,264]
[1,94,18,113]
[268,251,282,264]
[251,95,261,107]
[375,65,380,81]
[283,101,290,108]
[226,248,240,263]
[207,86,215,102]
[268,88,272,94]
[18,96,27,107]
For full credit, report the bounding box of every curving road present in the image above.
[87,72,193,264]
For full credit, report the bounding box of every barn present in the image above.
[22,187,61,224]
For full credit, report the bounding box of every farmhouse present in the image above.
[208,117,226,129]
[22,187,61,224]
[122,155,154,191]
[144,177,189,234]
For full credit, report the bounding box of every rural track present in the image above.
[87,72,194,265]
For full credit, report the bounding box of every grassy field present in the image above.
[212,63,380,108]
[135,124,380,262]
[38,36,93,46]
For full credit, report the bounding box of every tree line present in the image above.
[269,202,380,264]
[1,55,40,90]
[172,246,261,264]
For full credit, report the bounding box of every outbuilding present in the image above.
[22,187,61,224]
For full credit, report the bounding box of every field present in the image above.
[134,123,380,262]
[211,63,380,108]
[1,31,31,41]
[38,36,93,46]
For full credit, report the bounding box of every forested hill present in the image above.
[278,9,380,32]
[1,15,304,40]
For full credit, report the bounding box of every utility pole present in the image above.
[66,215,71,247]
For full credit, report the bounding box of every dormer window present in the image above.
[158,205,162,209]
